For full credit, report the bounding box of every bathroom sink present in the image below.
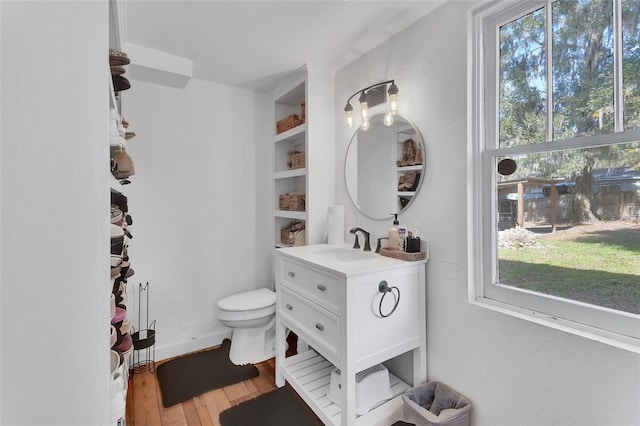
[310,247,378,262]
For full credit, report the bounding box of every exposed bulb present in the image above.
[359,91,369,122]
[387,82,399,116]
[360,102,369,122]
[361,120,370,131]
[346,110,353,128]
[383,112,394,126]
[344,102,354,128]
[389,93,398,115]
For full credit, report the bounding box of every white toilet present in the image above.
[217,288,277,365]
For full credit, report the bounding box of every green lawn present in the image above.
[498,224,640,314]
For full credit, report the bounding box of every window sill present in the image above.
[470,297,640,354]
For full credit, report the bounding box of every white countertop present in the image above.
[274,243,428,277]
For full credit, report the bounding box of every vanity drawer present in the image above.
[279,257,339,313]
[278,287,340,361]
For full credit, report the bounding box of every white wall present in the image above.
[306,63,336,244]
[122,78,271,360]
[1,1,110,424]
[334,2,640,425]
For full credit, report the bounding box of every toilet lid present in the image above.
[218,288,276,311]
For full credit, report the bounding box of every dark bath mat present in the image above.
[156,339,259,407]
[219,385,323,426]
[219,384,415,426]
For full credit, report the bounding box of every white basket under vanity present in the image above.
[274,244,428,425]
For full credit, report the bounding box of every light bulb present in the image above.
[361,106,369,122]
[361,120,370,131]
[344,102,354,128]
[359,91,369,122]
[389,94,398,115]
[388,82,399,115]
[383,112,394,126]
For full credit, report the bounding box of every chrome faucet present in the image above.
[349,227,371,251]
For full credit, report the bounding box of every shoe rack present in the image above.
[109,47,135,426]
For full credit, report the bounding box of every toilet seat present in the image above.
[218,288,275,312]
[217,288,276,322]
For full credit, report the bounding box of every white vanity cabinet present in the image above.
[274,244,427,426]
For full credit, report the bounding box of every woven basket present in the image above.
[289,151,305,170]
[277,114,303,134]
[279,192,305,211]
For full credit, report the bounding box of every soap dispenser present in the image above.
[388,214,400,251]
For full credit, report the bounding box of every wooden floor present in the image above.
[125,334,304,426]
[125,354,278,426]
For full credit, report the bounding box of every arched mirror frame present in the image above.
[344,111,426,220]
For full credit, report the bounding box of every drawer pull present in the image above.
[287,271,295,277]
[315,323,325,331]
[316,284,326,291]
[285,303,293,310]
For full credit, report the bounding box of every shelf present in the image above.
[397,191,415,197]
[281,349,411,426]
[274,210,307,220]
[274,122,307,143]
[275,168,306,179]
[272,71,307,248]
[397,165,422,172]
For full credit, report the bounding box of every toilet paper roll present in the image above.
[327,205,345,245]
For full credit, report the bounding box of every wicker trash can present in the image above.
[399,382,471,426]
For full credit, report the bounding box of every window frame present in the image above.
[468,0,640,353]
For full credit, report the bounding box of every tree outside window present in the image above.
[472,0,640,345]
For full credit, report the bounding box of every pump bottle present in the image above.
[388,214,400,251]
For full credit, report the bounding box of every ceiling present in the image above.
[122,0,445,91]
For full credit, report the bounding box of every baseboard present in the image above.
[154,329,232,362]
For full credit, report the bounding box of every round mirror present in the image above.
[344,113,425,220]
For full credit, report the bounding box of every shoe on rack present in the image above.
[109,48,130,66]
[120,318,131,335]
[398,175,406,190]
[111,265,122,279]
[112,150,135,180]
[408,172,421,191]
[403,172,417,191]
[111,255,123,268]
[111,189,128,213]
[110,325,117,347]
[112,75,130,92]
[110,66,126,76]
[111,206,123,225]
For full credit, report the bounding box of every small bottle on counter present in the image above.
[398,225,407,251]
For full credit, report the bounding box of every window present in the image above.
[470,0,640,352]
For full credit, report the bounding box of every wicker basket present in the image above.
[289,151,305,170]
[279,192,305,211]
[277,114,303,134]
[379,247,426,261]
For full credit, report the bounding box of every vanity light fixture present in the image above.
[343,80,399,129]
